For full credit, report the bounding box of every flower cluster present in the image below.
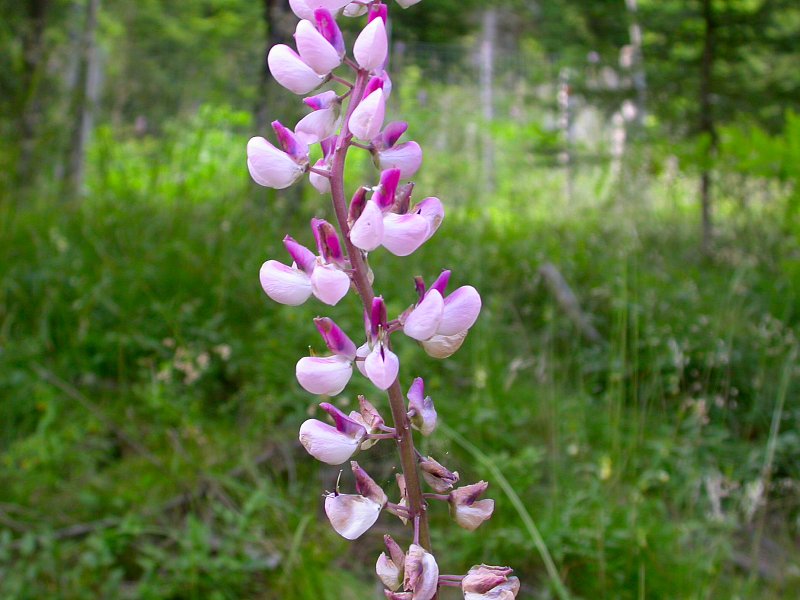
[249,0,519,597]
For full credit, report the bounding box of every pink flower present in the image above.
[308,137,337,194]
[296,91,341,145]
[353,10,388,71]
[449,481,495,531]
[324,462,387,539]
[267,44,324,95]
[406,377,437,436]
[295,317,357,395]
[462,565,520,600]
[372,122,423,178]
[299,402,366,464]
[403,544,439,600]
[358,297,400,390]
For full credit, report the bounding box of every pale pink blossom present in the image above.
[298,402,366,464]
[324,461,387,540]
[295,317,357,394]
[267,44,324,95]
[247,136,306,189]
[353,12,388,71]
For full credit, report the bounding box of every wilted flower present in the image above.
[403,544,439,600]
[419,455,459,493]
[376,534,406,591]
[324,461,387,539]
[449,481,495,531]
[406,377,437,435]
[462,565,520,599]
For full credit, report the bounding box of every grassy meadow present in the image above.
[1,92,799,599]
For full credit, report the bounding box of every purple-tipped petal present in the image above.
[304,89,339,111]
[378,141,423,179]
[368,2,388,23]
[324,493,382,540]
[267,44,325,95]
[314,317,357,359]
[295,106,340,145]
[372,168,401,210]
[314,8,345,56]
[353,16,388,71]
[349,200,384,251]
[296,355,353,395]
[298,418,363,464]
[439,285,481,335]
[271,120,309,161]
[351,461,388,506]
[449,481,495,531]
[348,186,368,225]
[377,121,409,149]
[403,289,443,341]
[381,212,430,256]
[310,263,350,305]
[319,401,366,437]
[295,19,341,75]
[259,260,312,305]
[349,88,385,141]
[429,270,451,295]
[370,296,388,337]
[247,136,306,189]
[311,218,345,265]
[283,235,317,274]
[414,197,445,242]
[421,330,468,359]
[364,345,399,390]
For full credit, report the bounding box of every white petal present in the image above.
[421,330,468,359]
[295,107,340,145]
[452,499,495,531]
[298,419,361,465]
[343,2,367,16]
[415,197,444,242]
[364,345,399,390]
[438,286,481,335]
[267,44,324,95]
[403,290,444,341]
[349,200,384,251]
[355,342,370,377]
[247,137,305,189]
[395,0,422,8]
[378,141,423,178]
[414,551,440,600]
[353,17,388,71]
[376,553,402,591]
[381,212,430,257]
[259,260,312,305]
[310,263,350,305]
[324,494,382,540]
[296,355,353,395]
[295,19,341,75]
[349,88,385,141]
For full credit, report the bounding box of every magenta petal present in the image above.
[378,141,422,179]
[364,345,399,390]
[372,168,401,210]
[314,317,357,359]
[439,285,482,335]
[403,289,443,341]
[429,269,451,295]
[353,16,388,71]
[381,212,430,257]
[283,235,316,274]
[271,120,309,161]
[259,260,312,305]
[311,218,345,265]
[370,296,387,338]
[298,419,362,464]
[314,8,345,56]
[349,200,384,251]
[377,121,409,148]
[349,88,385,141]
[319,401,366,437]
[267,44,324,95]
[247,137,305,189]
[295,19,341,75]
[296,355,353,395]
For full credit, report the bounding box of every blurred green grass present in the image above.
[1,102,799,599]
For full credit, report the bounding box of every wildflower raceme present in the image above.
[249,0,519,596]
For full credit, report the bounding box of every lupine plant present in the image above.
[248,1,520,597]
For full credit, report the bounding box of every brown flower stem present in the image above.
[328,69,432,552]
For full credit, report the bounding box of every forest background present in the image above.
[1,0,800,597]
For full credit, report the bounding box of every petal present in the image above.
[295,106,340,145]
[324,494,382,540]
[289,0,351,19]
[415,550,440,600]
[298,419,361,464]
[296,355,353,395]
[364,345,399,390]
[349,88,385,141]
[351,461,388,506]
[439,285,481,335]
[343,2,367,17]
[376,553,402,591]
[349,200,384,251]
[314,317,357,359]
[283,235,317,274]
[271,120,309,161]
[309,160,331,194]
[452,498,495,531]
[353,16,388,71]
[414,197,444,242]
[310,263,351,305]
[376,121,409,149]
[314,8,345,56]
[295,19,341,75]
[355,342,370,377]
[378,141,423,179]
[395,0,422,8]
[403,289,444,341]
[259,260,312,305]
[381,212,430,257]
[421,330,468,359]
[267,44,324,95]
[247,137,305,189]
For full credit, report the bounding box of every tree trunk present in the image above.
[65,0,101,198]
[699,0,716,254]
[624,0,647,129]
[479,8,496,194]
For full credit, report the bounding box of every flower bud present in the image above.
[407,377,437,436]
[403,290,444,341]
[419,456,459,493]
[462,565,520,599]
[267,44,324,95]
[247,136,306,189]
[295,18,341,76]
[349,88,386,141]
[449,481,495,531]
[296,355,353,395]
[312,217,345,266]
[324,492,382,540]
[403,545,439,600]
[354,15,388,71]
